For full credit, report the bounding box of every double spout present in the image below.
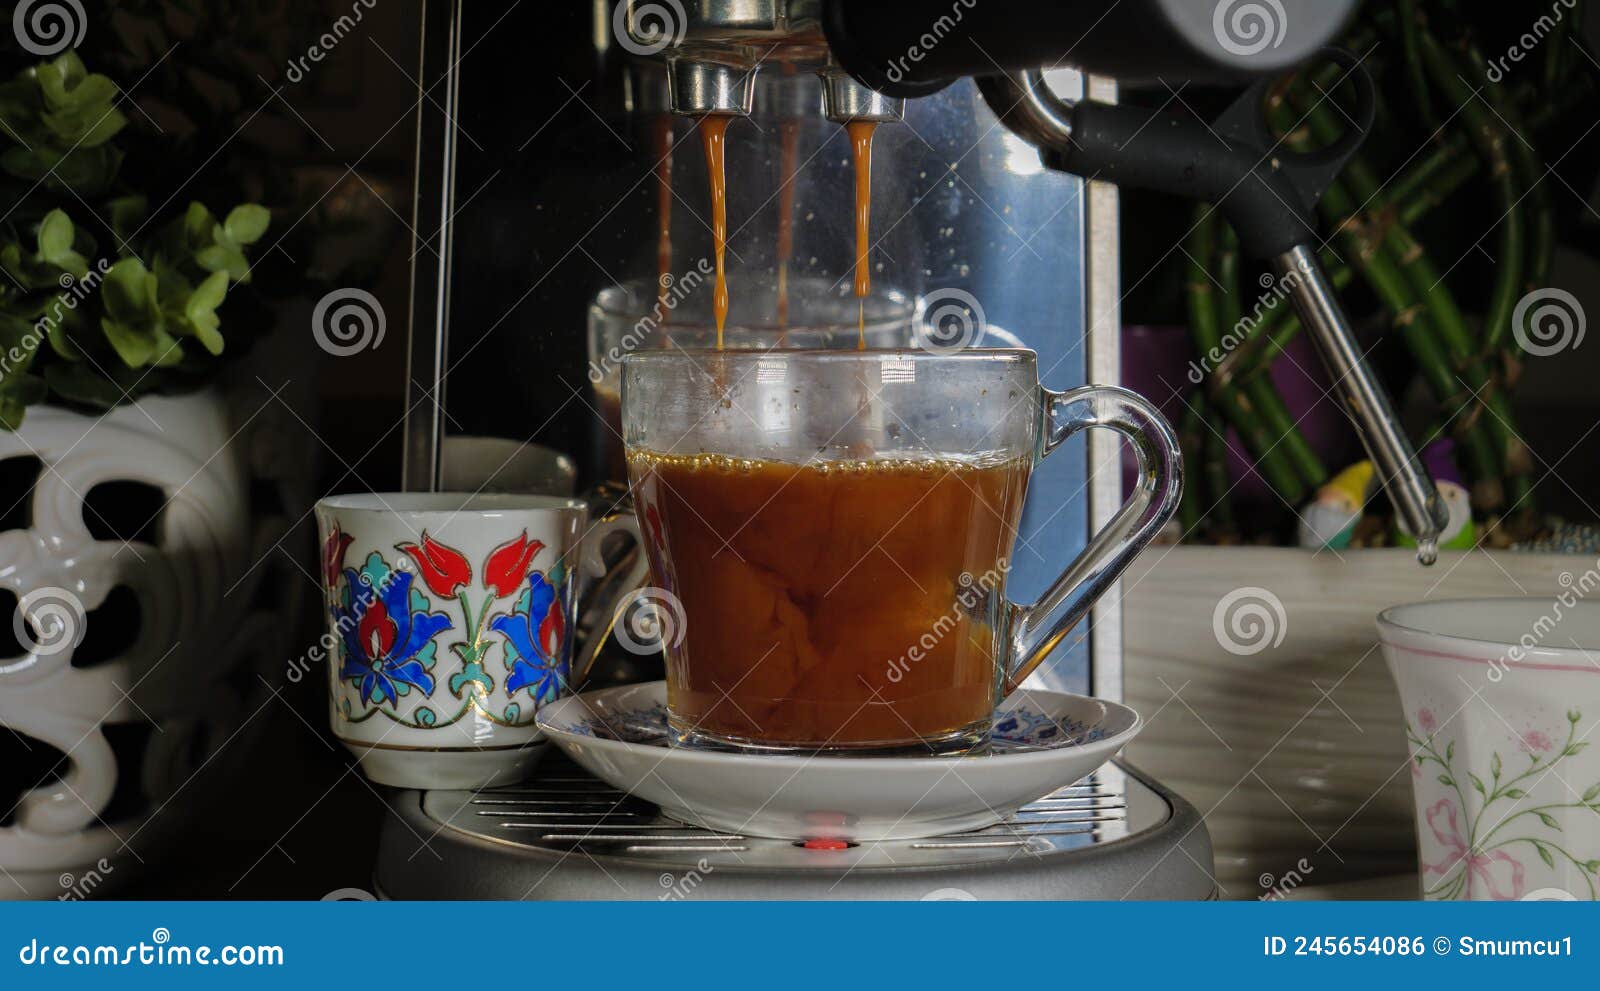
[661,58,902,123]
[617,1,902,122]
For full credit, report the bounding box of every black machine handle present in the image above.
[1057,47,1375,257]
[973,53,1450,559]
[823,0,1359,97]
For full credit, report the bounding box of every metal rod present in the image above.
[1274,245,1448,564]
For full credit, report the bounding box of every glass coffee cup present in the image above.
[621,348,1181,755]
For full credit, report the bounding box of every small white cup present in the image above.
[314,493,641,789]
[1378,597,1600,901]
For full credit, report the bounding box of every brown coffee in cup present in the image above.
[628,450,1028,750]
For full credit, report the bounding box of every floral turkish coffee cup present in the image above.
[1378,598,1600,901]
[315,493,643,789]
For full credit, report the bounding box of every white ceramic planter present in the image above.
[1122,545,1588,899]
[0,389,307,899]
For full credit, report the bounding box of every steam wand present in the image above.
[975,63,1449,563]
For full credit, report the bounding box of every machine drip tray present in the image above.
[376,756,1216,900]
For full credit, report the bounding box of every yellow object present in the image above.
[1318,460,1374,511]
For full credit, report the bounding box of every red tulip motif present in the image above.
[396,532,472,599]
[322,523,355,586]
[484,531,546,598]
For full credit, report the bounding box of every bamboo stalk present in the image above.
[1184,207,1307,503]
[1215,221,1327,488]
[1177,397,1206,535]
[1203,405,1236,533]
[1226,82,1581,382]
[1419,35,1523,353]
[1396,0,1439,130]
[1463,40,1554,290]
[1226,152,1482,382]
[1268,87,1507,509]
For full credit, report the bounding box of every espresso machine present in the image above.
[379,0,1418,898]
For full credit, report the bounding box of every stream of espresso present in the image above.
[654,114,673,316]
[699,114,731,347]
[848,119,877,348]
[775,118,799,336]
[698,114,876,349]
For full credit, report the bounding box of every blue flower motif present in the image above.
[333,565,451,708]
[490,571,569,703]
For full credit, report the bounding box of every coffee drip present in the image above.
[653,114,673,316]
[698,115,731,348]
[685,110,879,351]
[847,119,876,347]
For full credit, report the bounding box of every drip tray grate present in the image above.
[414,756,1146,869]
[378,756,1216,899]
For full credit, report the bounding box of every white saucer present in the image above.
[534,681,1141,841]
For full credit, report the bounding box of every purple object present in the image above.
[1119,324,1360,509]
[1421,438,1463,487]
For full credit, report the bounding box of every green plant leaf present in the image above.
[1505,788,1527,799]
[35,209,87,278]
[100,317,156,367]
[1490,752,1501,779]
[1537,812,1561,830]
[43,363,126,409]
[196,243,249,283]
[0,373,46,430]
[223,205,269,245]
[183,270,228,355]
[107,196,146,241]
[1468,773,1485,796]
[1437,775,1454,787]
[1446,740,1454,761]
[183,203,217,249]
[38,210,71,260]
[44,315,81,360]
[1535,842,1555,869]
[1583,783,1600,803]
[101,258,160,330]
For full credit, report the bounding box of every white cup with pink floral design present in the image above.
[1378,597,1600,901]
[314,493,642,790]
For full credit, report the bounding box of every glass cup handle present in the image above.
[1003,385,1183,694]
[572,510,650,687]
